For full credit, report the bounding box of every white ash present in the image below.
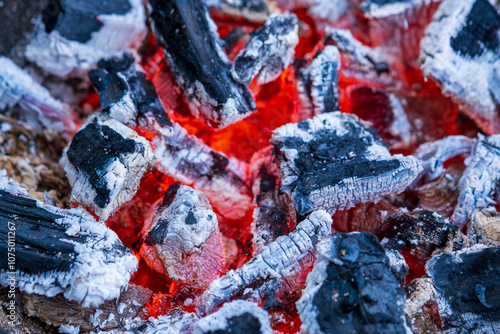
[232,13,299,85]
[272,112,422,215]
[58,324,80,334]
[415,135,476,181]
[386,248,410,283]
[420,0,500,135]
[452,135,500,227]
[61,113,154,221]
[153,123,252,220]
[24,0,146,77]
[198,210,332,316]
[0,56,77,140]
[0,173,138,308]
[360,0,438,19]
[193,300,272,334]
[274,0,350,25]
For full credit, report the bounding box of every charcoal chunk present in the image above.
[149,0,256,128]
[360,0,425,18]
[61,113,154,220]
[0,172,138,308]
[193,300,272,334]
[203,0,270,23]
[297,232,410,334]
[468,208,500,247]
[272,112,422,216]
[232,13,299,85]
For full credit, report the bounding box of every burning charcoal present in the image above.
[360,0,432,18]
[274,0,350,28]
[153,123,252,219]
[297,232,410,334]
[0,56,78,140]
[467,208,500,247]
[425,245,500,332]
[296,45,341,116]
[203,0,270,23]
[24,0,146,77]
[135,184,225,288]
[404,277,441,333]
[420,0,500,134]
[452,135,500,227]
[415,135,475,181]
[61,113,154,220]
[249,146,296,254]
[193,300,272,334]
[232,13,299,85]
[88,53,174,137]
[271,112,422,216]
[0,171,138,308]
[198,210,332,316]
[149,0,256,129]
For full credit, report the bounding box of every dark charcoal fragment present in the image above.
[426,246,500,332]
[297,232,410,334]
[149,0,256,128]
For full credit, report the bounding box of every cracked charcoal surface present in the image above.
[420,0,500,135]
[426,246,500,332]
[198,210,332,316]
[232,13,298,85]
[272,112,422,216]
[149,0,256,128]
[297,232,409,334]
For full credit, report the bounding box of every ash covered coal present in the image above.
[198,210,332,316]
[135,184,225,288]
[420,0,500,135]
[149,0,256,129]
[203,0,271,23]
[232,13,299,85]
[297,232,410,334]
[0,171,138,308]
[468,208,500,247]
[153,123,252,220]
[24,0,146,77]
[360,0,436,18]
[193,300,272,334]
[61,113,154,220]
[272,112,422,216]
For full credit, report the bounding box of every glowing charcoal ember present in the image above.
[203,0,270,23]
[24,0,146,77]
[232,13,299,86]
[415,135,475,181]
[271,112,422,216]
[61,113,154,221]
[198,210,332,316]
[425,245,500,332]
[0,171,138,308]
[297,232,410,334]
[452,135,500,227]
[136,184,225,289]
[296,46,341,116]
[249,146,296,254]
[88,54,174,137]
[468,208,500,247]
[149,0,256,129]
[0,56,78,140]
[193,300,272,334]
[153,123,252,220]
[420,0,500,135]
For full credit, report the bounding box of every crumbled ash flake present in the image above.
[385,248,409,283]
[360,0,437,18]
[0,173,138,308]
[24,0,146,77]
[420,0,500,134]
[425,245,500,332]
[297,232,410,334]
[193,300,272,334]
[0,56,77,140]
[297,46,341,116]
[452,135,500,227]
[468,208,500,247]
[198,210,332,316]
[149,0,256,129]
[137,184,225,288]
[89,53,174,137]
[249,146,296,254]
[58,324,80,334]
[203,0,270,23]
[61,113,154,221]
[153,123,252,220]
[232,13,299,85]
[271,112,422,216]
